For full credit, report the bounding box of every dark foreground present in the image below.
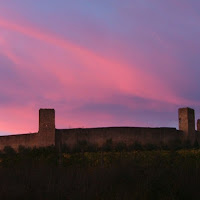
[1,147,200,200]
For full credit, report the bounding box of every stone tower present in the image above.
[197,119,200,132]
[38,109,55,147]
[178,107,195,142]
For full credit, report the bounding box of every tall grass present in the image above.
[0,146,200,199]
[0,142,200,199]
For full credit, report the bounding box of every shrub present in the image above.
[72,140,98,153]
[169,139,182,150]
[182,140,192,149]
[3,146,16,155]
[102,139,113,152]
[18,145,31,154]
[193,139,199,149]
[144,143,158,151]
[159,142,169,150]
[61,144,70,153]
[129,142,143,151]
[115,142,127,152]
[87,143,98,152]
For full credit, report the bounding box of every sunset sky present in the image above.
[0,1,200,135]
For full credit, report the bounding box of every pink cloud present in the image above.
[0,10,199,134]
[0,17,193,105]
[0,105,38,133]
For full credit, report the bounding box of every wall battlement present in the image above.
[0,107,199,151]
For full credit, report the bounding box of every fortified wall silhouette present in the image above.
[0,107,200,150]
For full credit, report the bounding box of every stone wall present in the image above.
[38,109,55,146]
[56,127,183,149]
[178,107,195,142]
[0,107,197,151]
[0,133,37,150]
[195,131,200,144]
[0,109,56,151]
[197,120,200,132]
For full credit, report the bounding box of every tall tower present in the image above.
[38,109,55,146]
[197,119,200,132]
[178,107,195,142]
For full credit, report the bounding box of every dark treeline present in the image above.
[61,138,199,153]
[1,138,199,156]
[1,141,200,199]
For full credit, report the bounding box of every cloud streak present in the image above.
[0,1,199,134]
[0,17,194,104]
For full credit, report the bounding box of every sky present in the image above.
[0,1,200,135]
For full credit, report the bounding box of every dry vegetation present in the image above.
[0,141,200,200]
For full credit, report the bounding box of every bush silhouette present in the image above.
[115,142,127,152]
[102,139,113,152]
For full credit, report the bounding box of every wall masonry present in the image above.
[56,127,183,149]
[0,109,55,151]
[38,109,55,147]
[0,107,198,151]
[0,133,37,150]
[178,107,195,142]
[197,119,200,132]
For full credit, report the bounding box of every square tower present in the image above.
[197,119,200,132]
[38,109,55,146]
[178,107,195,140]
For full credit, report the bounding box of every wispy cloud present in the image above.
[0,1,199,134]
